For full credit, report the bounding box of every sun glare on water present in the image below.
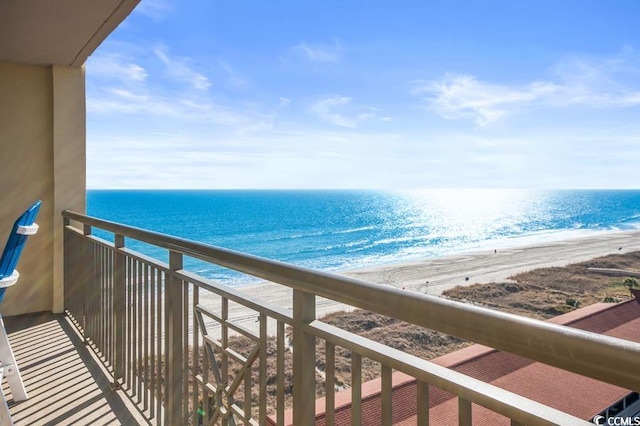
[394,189,547,246]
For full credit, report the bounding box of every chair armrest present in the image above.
[17,223,38,235]
[0,271,19,288]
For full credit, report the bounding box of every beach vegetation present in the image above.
[565,298,580,308]
[605,277,640,300]
[445,252,640,319]
[551,304,577,315]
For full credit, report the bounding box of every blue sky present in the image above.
[86,0,640,189]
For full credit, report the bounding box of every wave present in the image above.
[333,225,378,235]
[253,225,377,244]
[618,213,640,223]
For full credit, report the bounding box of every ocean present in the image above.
[87,189,640,286]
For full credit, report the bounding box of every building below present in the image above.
[284,297,640,425]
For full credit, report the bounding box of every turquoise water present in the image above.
[87,189,640,286]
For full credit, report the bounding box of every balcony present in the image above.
[2,312,144,425]
[3,210,640,425]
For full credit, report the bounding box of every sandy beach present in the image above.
[344,229,640,294]
[199,229,640,335]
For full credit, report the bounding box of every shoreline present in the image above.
[342,228,640,295]
[200,228,640,335]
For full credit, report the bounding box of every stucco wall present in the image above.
[0,61,85,315]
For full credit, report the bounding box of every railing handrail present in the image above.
[62,209,640,392]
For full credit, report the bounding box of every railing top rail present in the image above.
[63,210,640,391]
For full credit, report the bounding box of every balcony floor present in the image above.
[2,313,144,425]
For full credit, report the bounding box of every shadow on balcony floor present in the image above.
[2,312,144,425]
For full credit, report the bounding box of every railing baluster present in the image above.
[192,283,199,426]
[149,265,156,420]
[165,250,184,424]
[259,313,267,425]
[106,247,111,359]
[277,321,285,426]
[351,352,362,426]
[99,244,105,347]
[245,356,252,422]
[203,319,211,426]
[183,280,189,423]
[85,241,92,344]
[325,341,335,426]
[132,258,138,398]
[222,297,229,426]
[137,258,144,401]
[86,230,98,345]
[292,289,316,426]
[107,247,113,367]
[99,245,104,357]
[114,234,126,386]
[417,381,429,426]
[127,256,133,390]
[381,365,392,425]
[459,397,472,426]
[156,269,163,424]
[82,224,91,339]
[143,262,149,412]
[63,218,74,321]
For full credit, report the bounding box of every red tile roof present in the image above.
[300,300,640,425]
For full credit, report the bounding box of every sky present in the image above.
[86,0,640,189]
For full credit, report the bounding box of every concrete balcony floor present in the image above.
[2,313,143,426]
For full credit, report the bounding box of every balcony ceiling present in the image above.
[0,0,140,67]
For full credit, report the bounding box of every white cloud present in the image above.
[311,95,380,128]
[154,46,211,91]
[552,53,640,107]
[86,53,148,82]
[87,129,406,189]
[290,40,341,63]
[278,97,292,108]
[414,53,640,126]
[135,0,171,21]
[412,74,559,126]
[217,60,246,88]
[311,95,357,127]
[86,49,273,133]
[87,117,640,189]
[88,89,273,131]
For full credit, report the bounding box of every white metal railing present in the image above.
[62,210,640,425]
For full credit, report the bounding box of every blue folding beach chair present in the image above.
[0,201,41,422]
[0,200,41,302]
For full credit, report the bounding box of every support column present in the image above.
[52,65,86,314]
